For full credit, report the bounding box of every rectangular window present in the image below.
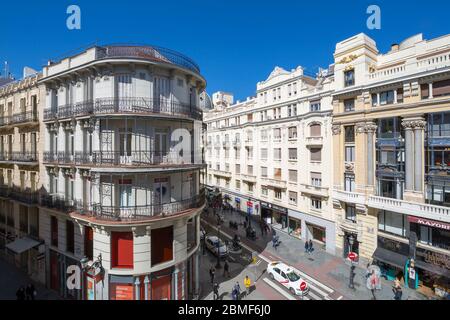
[345,146,356,162]
[344,69,355,87]
[310,148,322,162]
[433,79,450,98]
[274,188,282,200]
[288,127,297,139]
[345,174,355,192]
[261,167,268,177]
[247,165,253,175]
[66,220,74,254]
[311,198,322,210]
[273,128,281,140]
[84,226,93,260]
[274,168,282,180]
[235,164,240,174]
[311,172,322,187]
[51,216,58,247]
[274,148,282,160]
[344,126,355,143]
[289,191,298,204]
[261,187,268,196]
[260,130,268,141]
[344,99,355,112]
[345,205,356,222]
[261,148,268,160]
[310,101,321,112]
[111,232,134,269]
[151,226,173,266]
[236,180,241,190]
[289,170,298,183]
[378,211,409,237]
[248,183,254,193]
[288,148,297,160]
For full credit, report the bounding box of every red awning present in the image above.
[407,216,450,231]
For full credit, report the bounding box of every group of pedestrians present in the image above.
[16,283,36,300]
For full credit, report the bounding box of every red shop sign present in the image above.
[407,216,450,231]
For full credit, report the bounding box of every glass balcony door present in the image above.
[154,129,168,163]
[119,129,132,164]
[154,178,170,205]
[119,184,132,208]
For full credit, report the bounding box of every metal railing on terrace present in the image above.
[0,111,38,126]
[0,152,37,162]
[96,45,201,74]
[39,190,206,221]
[43,150,204,166]
[43,98,202,121]
[0,186,39,205]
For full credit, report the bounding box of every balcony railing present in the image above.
[306,136,324,146]
[11,111,38,125]
[210,169,232,178]
[43,150,204,167]
[300,183,329,198]
[261,177,287,189]
[0,111,38,127]
[40,194,83,213]
[96,45,201,74]
[0,152,37,162]
[43,98,202,121]
[0,186,39,205]
[90,191,205,221]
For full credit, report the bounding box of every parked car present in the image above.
[205,235,228,258]
[267,261,309,296]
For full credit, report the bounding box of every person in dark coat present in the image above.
[223,260,230,278]
[213,282,220,300]
[16,286,25,300]
[308,240,314,253]
[304,241,309,254]
[25,283,35,300]
[209,266,216,284]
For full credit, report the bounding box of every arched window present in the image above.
[310,123,322,137]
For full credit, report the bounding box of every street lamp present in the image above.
[215,222,222,269]
[348,234,356,289]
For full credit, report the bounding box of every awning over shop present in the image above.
[373,247,408,269]
[6,237,41,254]
[415,259,450,279]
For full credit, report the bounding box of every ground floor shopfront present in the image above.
[78,251,199,300]
[372,215,450,299]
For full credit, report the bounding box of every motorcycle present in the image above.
[272,235,282,248]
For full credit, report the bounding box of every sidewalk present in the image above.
[202,207,430,300]
[0,258,60,300]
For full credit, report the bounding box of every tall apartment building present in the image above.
[0,73,44,281]
[0,45,206,300]
[205,66,337,253]
[331,33,450,295]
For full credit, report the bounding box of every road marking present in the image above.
[262,278,296,300]
[337,295,343,300]
[290,267,334,294]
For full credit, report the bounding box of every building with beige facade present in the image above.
[331,33,450,296]
[0,72,45,282]
[205,65,337,253]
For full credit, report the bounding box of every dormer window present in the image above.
[344,69,355,87]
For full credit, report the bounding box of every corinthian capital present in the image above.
[402,118,426,130]
[332,124,341,135]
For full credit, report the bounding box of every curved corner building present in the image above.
[39,45,206,300]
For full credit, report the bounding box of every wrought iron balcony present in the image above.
[0,186,39,205]
[10,151,38,162]
[40,194,83,213]
[43,98,202,121]
[43,150,204,167]
[89,191,205,221]
[95,45,201,74]
[11,111,38,125]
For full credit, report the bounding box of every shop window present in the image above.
[151,226,173,266]
[411,223,450,250]
[111,232,134,269]
[84,226,93,260]
[51,216,58,247]
[378,117,401,139]
[151,274,172,300]
[66,220,75,254]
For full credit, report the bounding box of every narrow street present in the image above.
[199,207,429,301]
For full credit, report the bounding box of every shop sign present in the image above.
[113,284,134,300]
[408,216,450,231]
[260,202,287,214]
[416,248,450,269]
[86,276,95,300]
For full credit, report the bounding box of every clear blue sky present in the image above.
[1,0,449,100]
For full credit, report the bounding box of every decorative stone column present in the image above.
[401,119,415,191]
[413,118,426,192]
[365,122,378,187]
[331,124,342,189]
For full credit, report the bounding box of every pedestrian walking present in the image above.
[369,271,377,300]
[223,260,230,278]
[304,241,309,254]
[233,282,241,300]
[213,282,220,300]
[244,275,251,297]
[308,240,314,253]
[25,283,36,300]
[393,278,403,300]
[209,266,216,284]
[16,286,25,300]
